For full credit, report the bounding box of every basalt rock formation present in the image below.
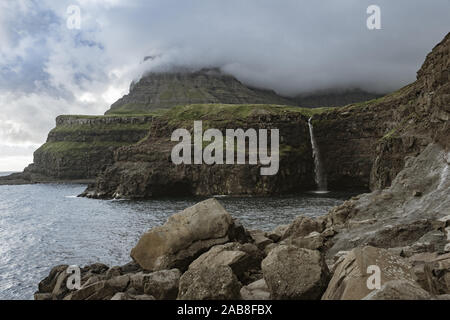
[82,104,316,199]
[311,32,449,191]
[82,33,449,197]
[1,115,154,184]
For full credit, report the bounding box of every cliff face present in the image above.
[370,33,450,189]
[105,68,296,114]
[310,32,449,191]
[310,87,422,190]
[83,105,316,198]
[22,115,155,181]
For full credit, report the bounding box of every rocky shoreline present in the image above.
[35,192,450,300]
[35,136,450,300]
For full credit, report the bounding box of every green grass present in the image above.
[35,141,133,159]
[58,113,153,119]
[51,123,151,133]
[104,106,170,116]
[163,104,332,124]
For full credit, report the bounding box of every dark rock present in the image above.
[34,293,53,301]
[143,269,181,300]
[282,216,324,240]
[283,232,326,251]
[249,230,273,250]
[423,253,450,295]
[178,265,242,300]
[188,242,263,284]
[37,265,68,293]
[262,245,330,300]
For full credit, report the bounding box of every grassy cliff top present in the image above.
[56,111,165,119]
[102,103,333,118]
[164,104,332,120]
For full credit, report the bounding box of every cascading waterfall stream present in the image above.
[308,117,328,192]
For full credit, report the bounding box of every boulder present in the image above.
[110,292,156,300]
[37,265,68,294]
[129,269,181,298]
[111,292,129,300]
[249,230,273,250]
[134,294,156,300]
[362,280,431,300]
[188,243,263,284]
[282,231,325,251]
[143,269,181,300]
[105,266,122,279]
[322,246,416,300]
[240,279,271,300]
[51,268,71,299]
[264,243,278,256]
[177,265,242,300]
[34,293,53,301]
[119,261,142,274]
[129,272,147,293]
[67,274,130,300]
[408,252,439,290]
[281,216,324,241]
[69,281,115,300]
[130,199,245,271]
[261,245,330,300]
[266,224,289,242]
[423,253,450,294]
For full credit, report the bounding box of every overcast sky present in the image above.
[0,0,449,171]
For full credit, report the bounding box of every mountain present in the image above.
[105,68,296,114]
[106,68,384,114]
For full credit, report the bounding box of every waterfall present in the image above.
[308,117,328,192]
